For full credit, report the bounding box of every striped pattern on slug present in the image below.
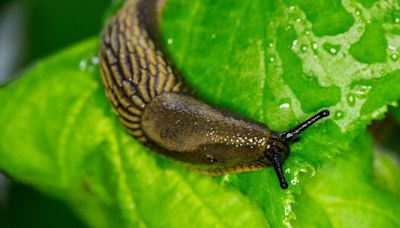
[99,0,331,189]
[99,0,183,143]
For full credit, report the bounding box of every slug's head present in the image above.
[265,109,330,189]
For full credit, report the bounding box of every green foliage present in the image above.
[349,21,388,64]
[293,133,400,227]
[373,145,400,197]
[0,0,399,227]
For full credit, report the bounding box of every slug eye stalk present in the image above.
[268,109,330,189]
[268,152,288,189]
[280,109,330,142]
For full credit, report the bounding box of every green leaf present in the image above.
[293,133,400,227]
[373,145,400,197]
[162,0,400,224]
[0,0,400,227]
[349,21,388,64]
[0,39,268,227]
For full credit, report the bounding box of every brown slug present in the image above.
[99,0,330,189]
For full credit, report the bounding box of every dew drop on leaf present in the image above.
[312,43,318,50]
[269,56,275,62]
[352,84,372,98]
[79,56,98,72]
[91,56,99,66]
[79,59,87,71]
[292,39,298,49]
[268,42,274,48]
[334,110,345,120]
[346,93,356,106]
[291,177,299,185]
[323,43,341,56]
[279,99,291,110]
[279,102,290,109]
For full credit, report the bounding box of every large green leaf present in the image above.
[0,39,268,227]
[373,144,400,197]
[162,0,400,225]
[0,0,399,227]
[293,133,400,227]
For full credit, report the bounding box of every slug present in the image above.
[99,0,330,189]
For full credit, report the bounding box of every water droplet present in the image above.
[280,103,290,109]
[329,48,338,54]
[312,43,318,50]
[291,178,299,185]
[295,17,301,23]
[395,17,400,24]
[334,110,345,120]
[222,175,231,183]
[167,38,174,45]
[284,206,291,216]
[279,99,291,109]
[390,54,398,61]
[79,56,98,72]
[91,56,99,65]
[323,43,341,55]
[379,69,386,76]
[301,45,308,52]
[268,42,274,48]
[352,84,372,98]
[357,27,363,33]
[291,39,298,49]
[305,30,311,35]
[346,94,356,107]
[79,59,87,71]
[211,34,216,39]
[269,57,275,62]
[355,10,361,16]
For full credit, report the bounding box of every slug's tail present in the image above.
[99,0,184,142]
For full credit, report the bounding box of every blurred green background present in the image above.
[0,0,110,226]
[0,0,110,82]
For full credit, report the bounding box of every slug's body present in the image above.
[100,0,329,189]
